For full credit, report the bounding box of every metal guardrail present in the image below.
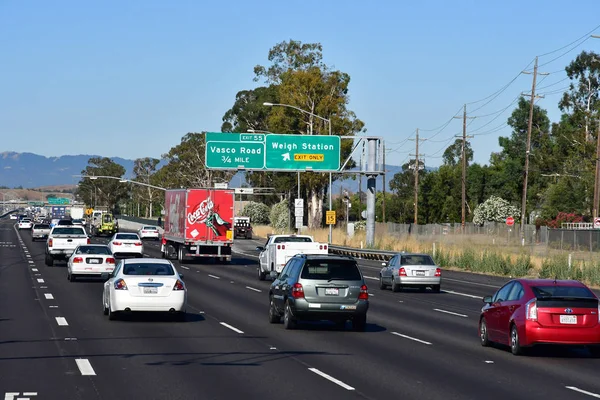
[328,244,396,261]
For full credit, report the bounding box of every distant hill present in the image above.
[0,151,432,193]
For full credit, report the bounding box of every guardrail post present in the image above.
[433,242,436,257]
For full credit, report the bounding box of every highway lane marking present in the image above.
[44,293,54,300]
[4,393,38,400]
[28,261,34,264]
[220,322,244,334]
[433,308,468,318]
[308,368,355,391]
[75,359,97,376]
[36,278,44,283]
[565,386,600,398]
[245,286,262,293]
[55,317,69,326]
[391,332,432,345]
[208,274,221,280]
[232,249,259,260]
[443,290,482,299]
[32,268,38,271]
[49,305,58,308]
[364,276,379,280]
[443,277,500,288]
[180,266,190,270]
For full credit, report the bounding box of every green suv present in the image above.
[268,254,369,331]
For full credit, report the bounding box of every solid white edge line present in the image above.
[23,393,38,396]
[442,290,482,299]
[75,359,97,376]
[44,293,54,300]
[55,317,69,326]
[433,308,468,318]
[308,368,355,391]
[391,331,432,345]
[245,286,262,293]
[220,322,244,334]
[566,386,600,398]
[208,274,221,279]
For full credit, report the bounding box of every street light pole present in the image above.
[263,102,334,244]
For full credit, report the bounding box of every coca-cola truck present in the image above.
[160,188,234,263]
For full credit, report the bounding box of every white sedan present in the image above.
[9,214,17,220]
[18,219,33,229]
[102,258,187,321]
[67,244,116,282]
[138,225,160,240]
[108,232,144,257]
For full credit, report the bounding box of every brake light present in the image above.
[319,244,329,250]
[73,257,83,263]
[87,238,91,244]
[113,241,122,246]
[399,267,407,276]
[598,303,600,323]
[358,284,369,300]
[114,279,128,290]
[291,283,304,299]
[173,279,185,291]
[134,242,142,246]
[142,231,147,233]
[525,299,537,321]
[162,238,167,245]
[48,238,53,247]
[276,244,286,250]
[106,257,116,264]
[435,268,441,277]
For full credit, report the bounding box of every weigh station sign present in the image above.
[205,132,341,172]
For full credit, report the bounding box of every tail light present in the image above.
[142,231,147,233]
[113,241,122,246]
[114,279,128,290]
[87,238,91,244]
[173,279,185,291]
[525,299,537,321]
[291,283,304,299]
[134,242,142,246]
[358,284,369,300]
[162,237,167,245]
[73,257,83,263]
[106,257,116,264]
[319,245,328,250]
[399,267,407,276]
[48,238,53,247]
[598,303,600,323]
[435,268,441,277]
[277,244,286,250]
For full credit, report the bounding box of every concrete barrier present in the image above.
[117,219,164,234]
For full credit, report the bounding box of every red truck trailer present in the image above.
[161,188,234,263]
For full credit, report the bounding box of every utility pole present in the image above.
[594,123,600,220]
[359,141,364,219]
[454,104,475,232]
[520,56,548,238]
[382,143,386,223]
[409,129,425,225]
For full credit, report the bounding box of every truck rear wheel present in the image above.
[258,268,266,281]
[177,246,184,262]
[45,254,54,267]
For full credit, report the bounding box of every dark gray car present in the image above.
[268,254,369,331]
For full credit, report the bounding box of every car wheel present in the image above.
[479,318,490,347]
[283,301,297,330]
[258,268,266,281]
[391,280,401,293]
[69,273,76,282]
[45,254,54,267]
[353,315,367,332]
[432,285,441,293]
[379,275,386,290]
[268,297,280,323]
[510,324,523,355]
[103,297,109,315]
[107,301,119,321]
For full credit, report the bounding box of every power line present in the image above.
[537,22,600,57]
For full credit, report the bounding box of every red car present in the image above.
[479,278,600,355]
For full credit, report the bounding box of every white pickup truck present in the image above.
[45,225,90,266]
[256,234,329,280]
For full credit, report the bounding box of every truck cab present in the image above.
[233,217,253,239]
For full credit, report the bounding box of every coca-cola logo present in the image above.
[187,198,214,225]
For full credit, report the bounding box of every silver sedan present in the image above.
[379,253,441,293]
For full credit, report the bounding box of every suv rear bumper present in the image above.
[290,298,368,320]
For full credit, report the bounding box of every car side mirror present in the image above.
[483,296,493,304]
[256,246,264,252]
[101,272,111,280]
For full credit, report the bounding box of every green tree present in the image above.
[442,139,473,167]
[76,157,128,210]
[132,157,161,218]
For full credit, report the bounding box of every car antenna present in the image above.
[553,276,557,284]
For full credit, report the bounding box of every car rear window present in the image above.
[77,246,111,255]
[143,226,157,230]
[123,263,174,275]
[52,227,86,235]
[300,259,362,281]
[116,234,139,240]
[34,224,50,229]
[400,255,436,265]
[532,285,595,298]
[273,236,312,243]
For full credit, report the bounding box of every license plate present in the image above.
[125,243,131,246]
[190,246,197,250]
[325,288,339,296]
[88,259,100,264]
[415,271,425,276]
[560,315,577,324]
[143,287,158,294]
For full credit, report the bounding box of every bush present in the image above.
[472,195,521,226]
[270,200,290,230]
[240,201,270,225]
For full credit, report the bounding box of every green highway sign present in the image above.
[205,132,341,172]
[48,197,70,205]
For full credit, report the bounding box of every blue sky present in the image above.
[1,0,599,168]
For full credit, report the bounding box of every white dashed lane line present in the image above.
[308,368,355,391]
[180,266,190,270]
[75,359,97,376]
[220,322,244,334]
[36,278,44,283]
[391,331,432,345]
[55,317,69,326]
[442,290,482,299]
[364,276,379,280]
[565,386,600,398]
[44,293,54,300]
[32,268,38,271]
[245,286,262,293]
[208,274,221,280]
[433,308,468,318]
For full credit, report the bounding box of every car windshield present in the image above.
[143,226,157,230]
[34,224,50,229]
[300,259,362,281]
[103,215,112,223]
[76,246,111,255]
[116,234,139,240]
[123,262,174,275]
[273,236,312,243]
[52,227,86,235]
[532,285,595,298]
[400,255,436,266]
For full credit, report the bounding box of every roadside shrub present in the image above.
[269,200,290,230]
[240,201,270,225]
[354,221,366,230]
[472,195,521,226]
[510,255,532,277]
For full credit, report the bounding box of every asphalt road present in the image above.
[2,218,600,399]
